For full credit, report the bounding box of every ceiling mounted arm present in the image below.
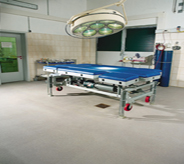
[67,0,127,24]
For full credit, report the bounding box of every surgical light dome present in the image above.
[65,0,128,39]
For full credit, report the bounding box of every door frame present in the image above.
[0,31,29,84]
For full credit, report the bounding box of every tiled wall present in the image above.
[155,33,184,88]
[27,33,96,80]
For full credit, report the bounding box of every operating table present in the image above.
[43,64,161,117]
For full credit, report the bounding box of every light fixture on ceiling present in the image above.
[65,0,128,39]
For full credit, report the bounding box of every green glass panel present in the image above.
[0,37,15,42]
[99,28,113,35]
[90,23,105,29]
[99,20,115,24]
[108,23,123,29]
[83,29,97,37]
[125,27,156,52]
[97,31,122,51]
[73,26,87,33]
[0,37,18,73]
[0,58,18,73]
[82,22,96,26]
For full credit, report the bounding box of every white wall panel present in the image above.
[127,18,157,27]
[30,18,66,35]
[49,0,87,19]
[0,13,28,32]
[97,51,122,66]
[0,0,87,34]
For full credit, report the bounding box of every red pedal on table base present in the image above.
[56,87,63,91]
[124,103,133,111]
[145,96,150,103]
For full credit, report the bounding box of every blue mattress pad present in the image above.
[99,72,139,82]
[45,64,161,81]
[55,64,161,77]
[57,67,107,75]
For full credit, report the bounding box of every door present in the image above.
[0,33,24,83]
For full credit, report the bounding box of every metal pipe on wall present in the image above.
[173,0,177,13]
[154,50,163,70]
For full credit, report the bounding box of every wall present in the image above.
[0,0,87,34]
[97,51,122,66]
[27,33,96,80]
[0,0,97,81]
[87,0,184,88]
[155,33,184,88]
[87,0,184,29]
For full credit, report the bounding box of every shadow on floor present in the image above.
[53,92,120,101]
[53,91,184,124]
[128,104,184,124]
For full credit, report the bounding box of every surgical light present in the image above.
[90,23,105,29]
[65,0,128,39]
[73,26,87,33]
[108,23,123,29]
[83,29,97,37]
[99,28,113,35]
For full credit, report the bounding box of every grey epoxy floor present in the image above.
[0,81,184,164]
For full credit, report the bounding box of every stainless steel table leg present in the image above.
[151,81,157,104]
[119,88,127,117]
[49,76,53,97]
[47,73,49,95]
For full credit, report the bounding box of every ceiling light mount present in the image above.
[65,0,128,39]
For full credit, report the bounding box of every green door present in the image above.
[0,33,24,84]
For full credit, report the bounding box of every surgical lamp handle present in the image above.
[67,0,127,24]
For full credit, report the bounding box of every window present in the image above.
[97,31,122,51]
[125,27,156,52]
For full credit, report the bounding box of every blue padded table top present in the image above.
[45,64,161,82]
[99,72,139,82]
[57,67,107,75]
[55,64,160,72]
[88,67,160,77]
[55,64,161,72]
[54,64,161,78]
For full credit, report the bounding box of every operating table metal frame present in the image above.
[45,65,160,117]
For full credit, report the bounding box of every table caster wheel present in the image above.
[56,86,63,91]
[124,104,132,111]
[145,96,150,103]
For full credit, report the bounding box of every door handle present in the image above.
[17,56,22,59]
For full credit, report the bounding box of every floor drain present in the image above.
[95,103,110,108]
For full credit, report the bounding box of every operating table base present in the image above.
[46,74,157,117]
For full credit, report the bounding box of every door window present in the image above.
[0,37,18,73]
